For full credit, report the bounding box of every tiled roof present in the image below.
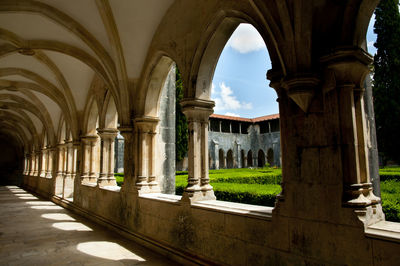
[209,113,279,123]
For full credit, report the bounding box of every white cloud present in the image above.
[211,83,216,95]
[227,24,266,54]
[225,112,240,117]
[212,82,252,113]
[368,41,374,48]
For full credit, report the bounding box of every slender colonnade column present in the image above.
[97,128,118,187]
[134,117,160,193]
[181,99,216,202]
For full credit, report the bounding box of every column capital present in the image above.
[320,47,372,90]
[134,116,159,133]
[81,134,98,143]
[97,128,119,139]
[267,68,320,113]
[118,126,134,141]
[181,98,214,122]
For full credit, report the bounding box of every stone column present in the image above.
[63,141,74,198]
[80,135,97,184]
[55,144,65,195]
[65,140,73,178]
[213,141,219,170]
[56,144,65,179]
[244,155,248,168]
[134,117,160,193]
[46,147,54,178]
[119,127,135,192]
[237,142,242,168]
[321,49,381,222]
[89,137,99,182]
[39,149,46,177]
[181,99,216,202]
[23,155,27,175]
[71,141,79,178]
[27,154,32,175]
[148,130,159,191]
[33,151,40,176]
[97,128,118,187]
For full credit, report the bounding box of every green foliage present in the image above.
[175,171,188,176]
[373,0,400,164]
[380,179,400,222]
[114,173,124,186]
[175,168,282,206]
[175,68,188,162]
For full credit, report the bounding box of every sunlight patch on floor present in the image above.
[18,196,39,200]
[77,241,146,261]
[42,213,76,221]
[31,205,63,210]
[52,222,93,231]
[26,201,55,206]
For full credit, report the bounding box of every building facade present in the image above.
[209,113,281,169]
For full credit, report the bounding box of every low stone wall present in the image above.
[22,173,400,265]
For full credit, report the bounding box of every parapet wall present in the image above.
[23,174,400,265]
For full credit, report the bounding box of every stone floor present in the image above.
[0,186,178,265]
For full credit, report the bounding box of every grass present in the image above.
[116,167,400,222]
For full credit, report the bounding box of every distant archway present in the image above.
[258,149,265,167]
[241,149,245,168]
[267,148,274,167]
[227,149,233,169]
[219,149,225,169]
[247,150,253,167]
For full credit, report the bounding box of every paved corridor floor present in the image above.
[0,186,177,265]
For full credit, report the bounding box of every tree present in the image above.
[175,67,188,162]
[373,0,400,164]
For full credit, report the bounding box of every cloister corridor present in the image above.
[0,186,175,266]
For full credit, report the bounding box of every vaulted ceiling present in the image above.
[0,0,174,150]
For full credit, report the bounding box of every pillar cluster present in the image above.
[134,117,160,193]
[181,99,215,202]
[97,128,118,187]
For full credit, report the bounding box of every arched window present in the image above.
[219,149,225,169]
[258,149,265,167]
[241,149,245,168]
[247,150,253,167]
[227,149,234,168]
[267,148,274,167]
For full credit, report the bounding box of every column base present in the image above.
[344,183,385,226]
[97,177,117,187]
[80,174,91,184]
[45,172,52,178]
[88,174,97,183]
[148,176,161,193]
[182,185,216,203]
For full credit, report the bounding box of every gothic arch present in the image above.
[247,150,253,167]
[258,149,265,167]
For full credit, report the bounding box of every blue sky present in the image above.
[211,17,377,118]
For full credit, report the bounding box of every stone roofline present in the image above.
[209,113,280,123]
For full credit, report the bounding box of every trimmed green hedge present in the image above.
[381,179,400,222]
[114,173,124,186]
[175,169,281,206]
